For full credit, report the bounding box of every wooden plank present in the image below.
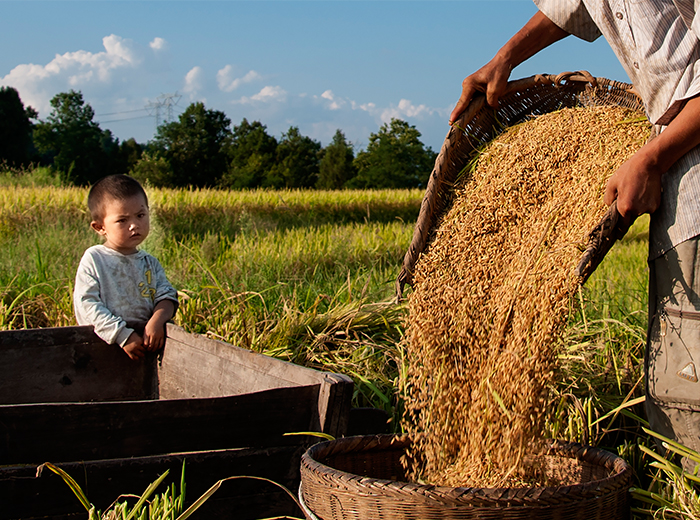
[317,373,353,437]
[0,385,320,465]
[0,326,157,405]
[160,324,353,437]
[0,325,98,348]
[0,446,307,520]
[161,324,353,396]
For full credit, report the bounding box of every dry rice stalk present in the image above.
[403,105,650,488]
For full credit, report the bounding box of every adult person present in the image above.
[449,2,700,465]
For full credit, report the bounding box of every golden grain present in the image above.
[403,106,650,487]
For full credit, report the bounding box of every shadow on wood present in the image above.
[0,324,353,520]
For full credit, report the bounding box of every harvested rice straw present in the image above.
[403,105,650,488]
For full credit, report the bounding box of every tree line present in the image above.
[0,86,437,189]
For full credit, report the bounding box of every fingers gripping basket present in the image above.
[299,434,632,520]
[395,71,644,299]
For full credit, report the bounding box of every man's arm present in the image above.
[604,95,700,220]
[449,11,569,124]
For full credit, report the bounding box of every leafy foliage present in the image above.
[22,87,436,190]
[219,118,277,189]
[130,152,173,188]
[266,126,321,188]
[350,118,435,189]
[150,102,231,187]
[117,138,144,174]
[0,86,36,167]
[33,90,117,185]
[317,129,356,189]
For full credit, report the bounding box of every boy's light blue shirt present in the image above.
[74,244,178,346]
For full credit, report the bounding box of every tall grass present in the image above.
[0,182,418,417]
[0,164,65,187]
[2,174,692,514]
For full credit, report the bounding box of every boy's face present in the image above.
[91,194,150,255]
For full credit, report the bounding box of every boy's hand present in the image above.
[143,300,176,352]
[123,332,146,360]
[143,320,166,352]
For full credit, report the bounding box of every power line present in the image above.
[98,115,153,124]
[98,108,150,117]
[96,93,182,132]
[145,92,181,130]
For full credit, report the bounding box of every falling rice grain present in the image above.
[403,105,650,488]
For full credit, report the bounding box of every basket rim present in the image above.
[300,433,632,507]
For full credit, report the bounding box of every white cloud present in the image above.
[0,34,141,115]
[0,32,448,150]
[149,37,167,51]
[380,99,434,122]
[318,89,345,110]
[216,65,261,92]
[183,66,204,97]
[235,85,287,105]
[252,85,286,102]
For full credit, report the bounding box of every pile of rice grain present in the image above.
[403,105,650,488]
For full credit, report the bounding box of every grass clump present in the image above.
[0,164,65,188]
[39,460,305,520]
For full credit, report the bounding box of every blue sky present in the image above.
[0,1,628,152]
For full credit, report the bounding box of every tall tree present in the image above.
[118,138,144,173]
[220,119,277,189]
[317,130,356,189]
[152,102,231,188]
[130,152,173,188]
[0,87,36,167]
[266,126,321,189]
[33,90,108,185]
[350,119,436,189]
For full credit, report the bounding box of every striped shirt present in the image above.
[534,0,700,258]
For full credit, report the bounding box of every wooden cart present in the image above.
[0,324,354,519]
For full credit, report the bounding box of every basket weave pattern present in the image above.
[300,434,632,520]
[395,72,644,299]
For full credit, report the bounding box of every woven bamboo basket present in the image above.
[299,434,632,520]
[395,71,644,299]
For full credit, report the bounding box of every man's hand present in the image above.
[604,151,663,222]
[450,57,511,124]
[449,11,569,125]
[604,95,700,219]
[123,332,146,360]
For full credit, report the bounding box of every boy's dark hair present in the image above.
[88,174,148,222]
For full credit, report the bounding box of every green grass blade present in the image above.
[124,469,170,520]
[175,475,303,520]
[37,462,92,512]
[346,369,390,405]
[589,395,645,427]
[283,431,335,441]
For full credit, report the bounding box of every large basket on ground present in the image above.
[395,71,644,299]
[299,434,632,520]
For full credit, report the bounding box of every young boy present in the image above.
[74,174,178,360]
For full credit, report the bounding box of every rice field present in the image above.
[0,173,647,421]
[0,183,420,416]
[0,167,678,516]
